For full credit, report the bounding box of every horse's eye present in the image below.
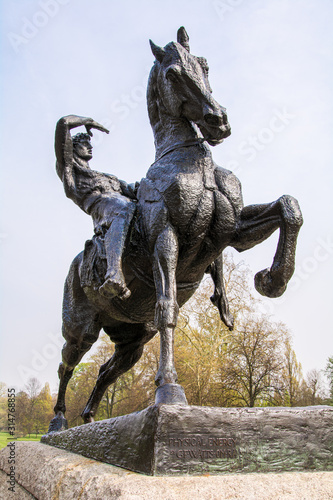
[166,67,180,83]
[198,57,209,75]
[203,64,209,75]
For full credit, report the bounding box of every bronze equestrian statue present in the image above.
[50,27,302,429]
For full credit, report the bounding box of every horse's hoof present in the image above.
[47,412,68,433]
[81,410,95,424]
[210,293,234,330]
[155,383,188,405]
[83,416,94,424]
[155,368,178,387]
[254,268,287,298]
[224,313,234,331]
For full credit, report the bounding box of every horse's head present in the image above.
[148,27,231,146]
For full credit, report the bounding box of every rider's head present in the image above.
[72,133,93,161]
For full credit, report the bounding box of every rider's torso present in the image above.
[70,163,122,214]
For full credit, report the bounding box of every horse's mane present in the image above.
[146,62,160,128]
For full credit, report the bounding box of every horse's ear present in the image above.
[149,40,165,63]
[177,26,190,52]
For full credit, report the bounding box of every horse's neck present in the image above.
[152,113,201,161]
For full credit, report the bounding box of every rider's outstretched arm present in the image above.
[55,115,109,197]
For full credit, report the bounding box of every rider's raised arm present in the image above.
[55,115,109,198]
[54,115,83,196]
[54,115,79,185]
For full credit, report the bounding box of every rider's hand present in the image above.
[84,118,109,137]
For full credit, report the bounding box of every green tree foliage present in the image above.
[0,382,6,398]
[15,391,31,436]
[0,382,7,431]
[174,258,290,408]
[279,339,303,406]
[15,378,54,436]
[175,289,224,406]
[65,363,97,427]
[219,318,288,407]
[65,333,159,426]
[303,369,326,405]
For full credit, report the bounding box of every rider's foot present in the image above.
[99,275,131,300]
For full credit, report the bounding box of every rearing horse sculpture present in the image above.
[52,27,302,427]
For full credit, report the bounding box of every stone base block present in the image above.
[1,442,333,500]
[41,405,333,475]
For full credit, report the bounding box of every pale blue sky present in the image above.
[1,0,332,392]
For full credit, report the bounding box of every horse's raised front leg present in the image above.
[231,195,303,297]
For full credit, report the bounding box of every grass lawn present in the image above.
[0,431,43,450]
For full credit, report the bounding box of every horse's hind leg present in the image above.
[53,321,101,415]
[50,255,101,431]
[50,316,101,431]
[81,322,156,423]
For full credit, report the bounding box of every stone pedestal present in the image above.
[1,442,333,500]
[41,405,333,475]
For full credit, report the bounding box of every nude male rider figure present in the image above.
[55,115,136,299]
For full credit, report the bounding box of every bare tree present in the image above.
[175,254,292,408]
[305,369,326,405]
[0,382,6,398]
[25,377,41,400]
[325,357,333,404]
[219,317,288,407]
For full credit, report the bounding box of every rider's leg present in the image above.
[99,200,136,299]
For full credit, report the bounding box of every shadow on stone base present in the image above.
[41,405,333,475]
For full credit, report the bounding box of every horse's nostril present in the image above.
[204,113,223,127]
